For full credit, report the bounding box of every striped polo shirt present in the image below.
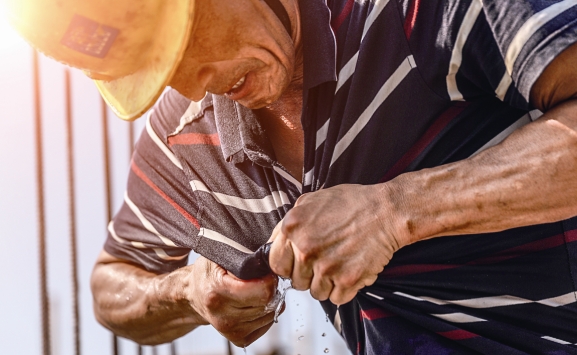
[104,0,577,353]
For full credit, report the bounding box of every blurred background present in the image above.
[0,7,351,355]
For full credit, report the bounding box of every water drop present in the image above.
[271,278,293,323]
[322,333,326,337]
[324,348,330,353]
[325,313,329,323]
[300,324,304,327]
[243,346,247,354]
[298,335,304,341]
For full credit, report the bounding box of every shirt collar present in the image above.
[211,94,277,166]
[299,0,337,90]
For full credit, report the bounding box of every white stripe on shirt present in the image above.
[330,56,415,166]
[146,110,183,170]
[432,312,487,323]
[446,0,483,101]
[124,192,178,247]
[198,228,254,254]
[273,165,302,193]
[190,180,291,213]
[505,0,577,74]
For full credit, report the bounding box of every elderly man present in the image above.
[9,0,577,353]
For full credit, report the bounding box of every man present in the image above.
[9,0,577,353]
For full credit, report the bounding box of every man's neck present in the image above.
[256,77,304,181]
[256,0,305,181]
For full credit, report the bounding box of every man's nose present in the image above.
[189,65,215,100]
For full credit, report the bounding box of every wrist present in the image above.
[153,265,209,326]
[374,173,435,247]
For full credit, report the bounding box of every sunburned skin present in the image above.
[169,0,303,110]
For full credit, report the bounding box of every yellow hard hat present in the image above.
[5,0,195,120]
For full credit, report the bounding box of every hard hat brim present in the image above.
[94,0,194,121]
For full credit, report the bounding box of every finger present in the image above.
[221,272,278,308]
[268,231,295,279]
[242,320,275,347]
[227,310,276,346]
[291,250,313,291]
[329,285,358,306]
[309,274,333,301]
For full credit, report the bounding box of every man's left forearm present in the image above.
[382,99,577,247]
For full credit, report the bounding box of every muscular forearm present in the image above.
[385,99,577,246]
[90,251,208,345]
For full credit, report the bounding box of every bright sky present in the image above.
[0,1,24,53]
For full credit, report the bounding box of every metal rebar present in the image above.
[128,121,135,157]
[65,68,81,355]
[33,49,51,355]
[227,340,233,355]
[101,98,119,355]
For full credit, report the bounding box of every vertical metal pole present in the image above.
[33,49,51,355]
[226,340,233,355]
[101,98,119,355]
[65,69,81,355]
[128,121,135,156]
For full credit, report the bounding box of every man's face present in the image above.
[169,0,296,109]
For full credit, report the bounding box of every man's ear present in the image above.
[530,42,577,112]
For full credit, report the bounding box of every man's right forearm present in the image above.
[90,250,208,345]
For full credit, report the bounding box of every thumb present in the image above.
[268,225,295,279]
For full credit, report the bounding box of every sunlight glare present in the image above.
[0,0,26,53]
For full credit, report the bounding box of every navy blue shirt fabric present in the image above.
[104,0,577,353]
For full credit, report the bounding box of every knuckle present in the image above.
[204,290,223,311]
[339,273,360,289]
[212,318,231,333]
[310,288,329,301]
[281,212,299,233]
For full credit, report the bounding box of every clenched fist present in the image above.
[268,184,407,305]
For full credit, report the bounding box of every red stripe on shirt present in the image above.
[380,102,469,183]
[131,161,200,229]
[403,0,421,39]
[383,231,574,278]
[360,308,396,320]
[331,0,355,32]
[468,233,565,265]
[437,329,479,340]
[168,133,220,147]
[565,228,577,243]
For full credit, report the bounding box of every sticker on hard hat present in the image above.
[61,15,119,59]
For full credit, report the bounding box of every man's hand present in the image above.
[268,184,407,305]
[91,251,278,347]
[188,256,278,347]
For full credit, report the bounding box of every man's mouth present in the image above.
[225,73,252,101]
[230,76,246,91]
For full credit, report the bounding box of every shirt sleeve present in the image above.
[481,0,577,108]
[103,93,201,274]
[415,0,577,110]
